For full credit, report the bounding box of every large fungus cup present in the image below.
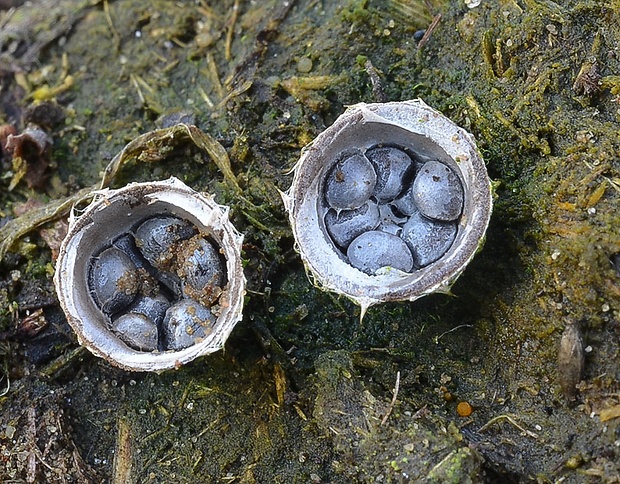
[282,99,492,315]
[54,177,245,371]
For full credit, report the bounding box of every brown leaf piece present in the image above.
[4,124,53,190]
[557,320,585,400]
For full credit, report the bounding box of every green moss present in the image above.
[340,0,370,24]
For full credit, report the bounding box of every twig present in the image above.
[103,0,121,51]
[434,324,472,344]
[225,0,240,61]
[0,368,9,397]
[412,404,428,419]
[205,52,225,99]
[583,160,620,193]
[0,7,16,30]
[381,371,401,425]
[177,379,194,412]
[39,346,88,378]
[417,13,441,50]
[215,78,253,111]
[112,417,132,483]
[26,407,37,483]
[129,74,145,105]
[478,414,539,439]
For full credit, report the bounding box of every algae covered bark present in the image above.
[0,0,619,481]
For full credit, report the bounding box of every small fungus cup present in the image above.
[282,99,492,315]
[54,177,245,371]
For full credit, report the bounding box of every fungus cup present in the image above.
[54,177,245,371]
[282,99,493,316]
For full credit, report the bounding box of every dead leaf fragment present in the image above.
[599,404,620,422]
